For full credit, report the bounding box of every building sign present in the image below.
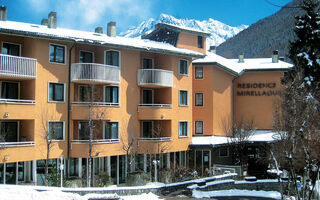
[237,82,280,96]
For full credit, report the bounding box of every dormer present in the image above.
[142,23,210,54]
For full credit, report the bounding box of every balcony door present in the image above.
[0,121,18,142]
[79,51,93,63]
[142,58,153,69]
[142,89,153,104]
[2,42,20,56]
[1,82,19,99]
[142,121,153,138]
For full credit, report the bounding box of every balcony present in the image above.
[138,104,173,120]
[137,69,173,87]
[0,120,34,147]
[71,63,120,84]
[0,54,37,79]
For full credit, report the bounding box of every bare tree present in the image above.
[223,117,255,174]
[39,108,58,186]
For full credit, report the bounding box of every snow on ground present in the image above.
[0,185,160,200]
[193,189,281,199]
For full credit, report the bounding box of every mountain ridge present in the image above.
[119,13,248,49]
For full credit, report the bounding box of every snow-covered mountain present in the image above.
[119,14,248,49]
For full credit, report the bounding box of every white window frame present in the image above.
[179,59,189,76]
[141,57,154,69]
[49,43,67,65]
[178,121,189,138]
[79,50,94,63]
[194,120,204,135]
[141,120,153,138]
[103,85,120,105]
[104,49,121,68]
[2,41,21,56]
[48,82,66,103]
[179,90,189,106]
[0,81,20,99]
[195,66,204,79]
[47,121,65,141]
[219,147,229,157]
[195,92,204,107]
[103,121,120,141]
[141,88,154,104]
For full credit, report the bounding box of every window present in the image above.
[49,44,65,64]
[104,122,119,140]
[179,90,188,106]
[195,121,204,134]
[104,86,119,104]
[78,85,92,102]
[198,36,203,49]
[219,147,229,157]
[142,121,153,138]
[0,121,18,142]
[105,50,119,67]
[142,58,153,69]
[2,42,20,56]
[179,59,188,75]
[1,82,19,99]
[48,121,64,140]
[78,121,89,140]
[48,83,65,102]
[195,93,204,106]
[79,51,93,63]
[179,121,188,137]
[195,66,203,79]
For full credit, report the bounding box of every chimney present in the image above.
[107,21,116,37]
[41,18,48,26]
[0,5,7,21]
[95,27,103,34]
[209,46,216,54]
[238,52,244,63]
[48,11,57,29]
[272,50,279,63]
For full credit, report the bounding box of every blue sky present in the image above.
[2,0,292,33]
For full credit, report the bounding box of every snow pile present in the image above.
[193,189,281,199]
[119,13,248,49]
[0,185,160,200]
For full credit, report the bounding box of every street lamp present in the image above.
[60,155,64,187]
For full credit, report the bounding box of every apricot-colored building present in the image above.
[0,9,292,185]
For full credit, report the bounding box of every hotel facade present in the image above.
[0,8,291,185]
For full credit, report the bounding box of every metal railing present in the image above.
[0,54,37,78]
[138,104,172,108]
[138,137,172,142]
[137,69,173,87]
[71,63,120,84]
[71,139,119,144]
[0,98,35,104]
[0,141,35,147]
[72,101,119,107]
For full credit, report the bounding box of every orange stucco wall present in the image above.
[234,71,284,130]
[192,65,234,136]
[177,32,206,54]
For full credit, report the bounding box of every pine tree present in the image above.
[287,0,320,93]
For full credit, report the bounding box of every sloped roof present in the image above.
[0,20,205,58]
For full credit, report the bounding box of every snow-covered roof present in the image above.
[190,130,278,147]
[0,21,204,58]
[193,52,293,75]
[155,23,211,36]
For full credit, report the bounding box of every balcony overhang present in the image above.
[0,54,37,79]
[71,63,120,84]
[137,69,173,87]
